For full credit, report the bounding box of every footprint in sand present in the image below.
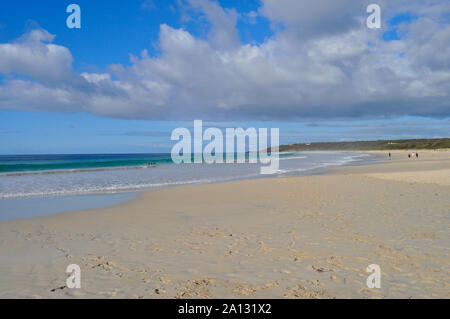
[312,265,333,273]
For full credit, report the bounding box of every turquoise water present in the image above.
[0,152,303,173]
[0,154,173,173]
[0,152,377,220]
[0,152,373,199]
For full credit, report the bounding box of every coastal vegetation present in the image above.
[273,138,450,152]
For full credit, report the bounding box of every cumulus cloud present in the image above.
[187,0,240,48]
[0,29,75,83]
[259,0,361,37]
[0,0,449,121]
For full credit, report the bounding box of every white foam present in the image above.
[0,152,373,199]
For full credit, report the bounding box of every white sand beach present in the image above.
[0,150,449,298]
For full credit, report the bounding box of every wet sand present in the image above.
[0,150,449,298]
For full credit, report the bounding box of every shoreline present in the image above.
[0,150,448,298]
[0,151,379,221]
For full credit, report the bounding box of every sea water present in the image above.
[0,152,375,220]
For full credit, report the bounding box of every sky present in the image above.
[0,0,449,154]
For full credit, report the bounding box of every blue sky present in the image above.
[0,1,272,71]
[0,0,449,154]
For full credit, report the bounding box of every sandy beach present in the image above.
[0,150,449,299]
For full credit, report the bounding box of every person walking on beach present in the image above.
[408,153,411,159]
[416,152,419,159]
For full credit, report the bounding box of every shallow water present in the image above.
[0,152,376,220]
[0,192,137,221]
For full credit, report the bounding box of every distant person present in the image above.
[416,153,419,158]
[408,153,411,158]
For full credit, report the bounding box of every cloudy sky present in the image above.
[0,0,449,153]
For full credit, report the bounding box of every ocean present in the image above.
[0,152,376,220]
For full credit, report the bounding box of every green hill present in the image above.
[272,138,450,152]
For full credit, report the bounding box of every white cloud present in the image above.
[187,0,240,49]
[0,0,449,120]
[0,29,74,83]
[259,0,360,37]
